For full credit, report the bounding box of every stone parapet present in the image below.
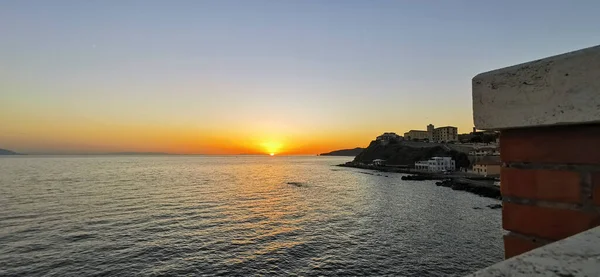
[472,45,600,259]
[473,45,600,130]
[467,226,600,276]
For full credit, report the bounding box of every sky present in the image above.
[1,0,599,155]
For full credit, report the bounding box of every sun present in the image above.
[260,141,282,156]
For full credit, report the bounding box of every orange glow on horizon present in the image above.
[260,141,283,155]
[0,121,373,155]
[0,107,472,155]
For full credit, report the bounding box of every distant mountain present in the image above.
[0,148,21,155]
[107,152,172,155]
[319,147,364,157]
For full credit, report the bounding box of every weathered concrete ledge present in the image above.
[471,45,600,261]
[466,226,600,276]
[473,45,600,130]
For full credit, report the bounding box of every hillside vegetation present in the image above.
[353,141,470,168]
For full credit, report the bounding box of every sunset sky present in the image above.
[2,1,599,155]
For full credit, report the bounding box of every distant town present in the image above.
[334,123,502,179]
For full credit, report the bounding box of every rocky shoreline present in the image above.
[338,162,501,200]
[434,179,501,199]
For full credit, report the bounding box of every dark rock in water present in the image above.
[401,175,435,181]
[436,179,453,187]
[341,160,502,200]
[434,179,501,199]
[487,204,502,209]
[287,182,305,187]
[357,171,375,176]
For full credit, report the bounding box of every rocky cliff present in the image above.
[0,148,20,155]
[353,141,470,168]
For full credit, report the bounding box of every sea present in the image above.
[0,156,503,276]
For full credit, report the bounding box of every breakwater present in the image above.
[338,162,501,199]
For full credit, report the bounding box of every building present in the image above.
[376,132,402,142]
[375,132,403,146]
[414,157,456,172]
[404,124,458,142]
[427,124,435,141]
[414,160,430,171]
[404,130,429,140]
[372,159,386,166]
[468,147,500,156]
[431,125,458,143]
[472,160,501,177]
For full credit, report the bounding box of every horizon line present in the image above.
[7,153,324,156]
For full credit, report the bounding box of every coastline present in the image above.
[338,162,501,200]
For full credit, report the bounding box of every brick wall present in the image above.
[500,124,600,258]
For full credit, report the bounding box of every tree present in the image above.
[482,134,496,144]
[470,136,483,143]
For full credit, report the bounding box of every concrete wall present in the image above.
[473,45,600,130]
[467,226,600,276]
[472,45,600,259]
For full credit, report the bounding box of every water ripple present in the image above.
[0,156,503,276]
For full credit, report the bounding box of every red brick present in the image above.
[501,168,581,204]
[593,172,600,206]
[503,233,547,259]
[500,125,600,164]
[503,202,600,240]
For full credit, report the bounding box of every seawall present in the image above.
[338,162,501,199]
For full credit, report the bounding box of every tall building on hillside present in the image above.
[431,125,458,142]
[404,124,458,142]
[427,124,434,141]
[403,130,429,140]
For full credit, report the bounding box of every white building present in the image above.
[372,159,386,166]
[415,161,431,170]
[414,157,456,172]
